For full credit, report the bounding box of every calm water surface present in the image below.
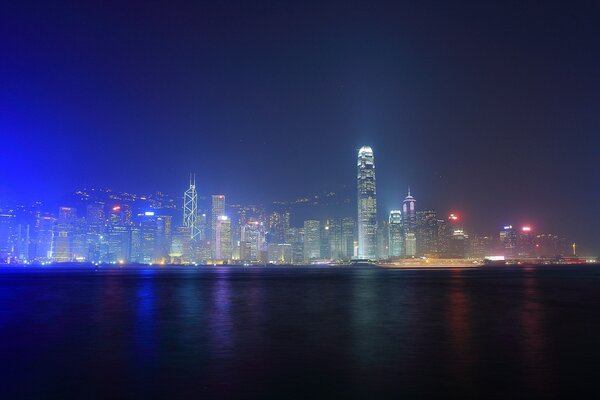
[1,265,599,399]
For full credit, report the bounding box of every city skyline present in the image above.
[0,144,592,263]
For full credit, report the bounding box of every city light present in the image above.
[522,226,532,232]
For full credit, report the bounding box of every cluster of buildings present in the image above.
[0,147,575,265]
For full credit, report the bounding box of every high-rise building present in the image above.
[241,220,264,262]
[402,188,416,233]
[267,243,292,264]
[210,195,225,241]
[416,209,438,257]
[267,210,290,244]
[286,227,305,264]
[388,210,403,258]
[328,218,343,261]
[138,212,157,264]
[357,146,377,259]
[52,207,76,262]
[402,189,417,257]
[34,214,55,262]
[377,220,389,259]
[341,217,355,260]
[183,175,201,242]
[214,215,231,261]
[156,215,172,262]
[320,221,331,260]
[0,213,16,263]
[499,225,518,257]
[303,220,321,262]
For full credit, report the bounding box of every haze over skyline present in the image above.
[2,0,599,253]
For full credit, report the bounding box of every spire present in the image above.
[407,186,411,197]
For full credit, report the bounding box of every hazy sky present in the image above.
[1,1,599,253]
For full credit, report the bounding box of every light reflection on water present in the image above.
[0,265,599,399]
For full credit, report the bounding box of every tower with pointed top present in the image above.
[402,187,416,231]
[402,187,417,256]
[357,146,377,259]
[183,174,200,242]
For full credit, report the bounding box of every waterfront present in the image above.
[1,265,600,399]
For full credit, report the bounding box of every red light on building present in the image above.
[522,226,532,232]
[112,206,121,211]
[449,213,459,221]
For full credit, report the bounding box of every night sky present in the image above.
[1,1,599,253]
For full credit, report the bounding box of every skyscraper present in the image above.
[183,174,200,241]
[138,211,157,264]
[241,220,264,262]
[303,220,321,262]
[214,215,231,261]
[402,188,417,257]
[357,146,377,259]
[388,210,403,258]
[341,217,355,260]
[416,209,438,257]
[210,195,225,240]
[402,188,416,232]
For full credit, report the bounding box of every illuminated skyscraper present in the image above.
[0,213,16,263]
[210,195,225,240]
[402,188,416,232]
[139,211,157,264]
[52,207,76,262]
[499,225,517,257]
[214,215,231,261]
[183,174,200,241]
[388,210,403,258]
[303,220,321,262]
[402,188,417,257]
[377,220,389,259]
[357,146,377,259]
[416,209,438,257]
[341,217,355,260]
[241,220,264,262]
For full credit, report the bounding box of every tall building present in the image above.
[499,225,518,257]
[416,209,438,257]
[286,227,305,264]
[377,220,389,259]
[214,215,231,261]
[210,195,225,240]
[341,217,355,260]
[52,207,76,262]
[34,214,55,262]
[402,188,416,233]
[240,220,264,262]
[402,189,417,257]
[139,211,157,264]
[320,221,331,260]
[267,210,290,244]
[328,218,344,261]
[357,146,377,259]
[183,175,201,241]
[267,243,292,264]
[303,220,321,262]
[388,210,403,258]
[156,215,172,262]
[0,213,16,262]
